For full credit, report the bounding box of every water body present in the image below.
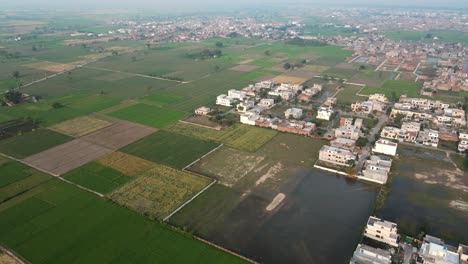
[199,168,378,264]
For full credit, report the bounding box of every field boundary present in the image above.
[183,143,224,170]
[163,179,217,222]
[0,152,105,198]
[178,118,223,131]
[194,236,259,264]
[0,245,28,264]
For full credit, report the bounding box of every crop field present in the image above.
[333,84,365,106]
[23,139,113,175]
[0,158,50,203]
[0,129,72,159]
[168,123,278,152]
[79,121,157,150]
[97,152,158,177]
[49,115,113,137]
[360,80,421,98]
[161,70,250,112]
[271,75,309,84]
[0,179,247,264]
[108,103,187,129]
[63,162,132,194]
[121,130,218,169]
[140,92,185,107]
[20,67,176,99]
[25,61,75,73]
[109,163,212,219]
[0,119,37,141]
[1,94,121,127]
[229,64,260,72]
[349,70,397,87]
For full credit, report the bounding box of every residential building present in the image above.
[417,129,439,147]
[380,126,400,140]
[360,156,392,184]
[350,244,392,264]
[330,138,356,150]
[458,244,468,264]
[419,235,460,264]
[237,100,255,113]
[369,94,389,103]
[335,125,360,140]
[372,139,398,156]
[285,108,303,119]
[216,94,236,106]
[194,106,211,116]
[459,140,468,152]
[324,97,337,107]
[364,216,398,247]
[340,117,354,127]
[317,107,334,121]
[401,122,421,132]
[319,145,355,167]
[439,128,459,142]
[227,89,247,101]
[258,99,275,108]
[459,130,468,140]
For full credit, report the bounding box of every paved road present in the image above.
[356,113,389,172]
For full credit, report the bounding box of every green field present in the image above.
[122,130,219,169]
[0,158,51,203]
[140,92,185,106]
[109,103,188,129]
[0,178,247,264]
[360,80,422,98]
[0,129,72,159]
[335,84,365,105]
[63,162,132,194]
[168,123,278,152]
[1,94,121,126]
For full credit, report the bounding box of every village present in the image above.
[191,75,466,187]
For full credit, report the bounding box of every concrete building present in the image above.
[319,146,355,167]
[285,108,303,119]
[419,235,460,264]
[459,140,468,152]
[458,244,468,264]
[258,98,275,108]
[360,155,392,184]
[330,138,356,150]
[372,139,398,156]
[416,129,439,148]
[317,107,334,121]
[369,93,389,103]
[350,244,392,264]
[335,125,360,140]
[227,89,247,100]
[237,100,255,113]
[194,106,211,116]
[380,126,400,140]
[401,122,421,132]
[364,216,399,247]
[216,94,236,106]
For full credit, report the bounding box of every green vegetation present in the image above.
[109,103,187,129]
[360,80,422,98]
[0,178,247,264]
[0,129,72,159]
[122,130,218,169]
[140,92,185,106]
[63,162,132,194]
[168,123,278,152]
[335,84,364,106]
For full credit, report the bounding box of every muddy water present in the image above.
[202,168,378,264]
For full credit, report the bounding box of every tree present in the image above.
[12,70,20,80]
[359,65,366,70]
[356,137,369,147]
[146,43,151,49]
[215,41,224,48]
[4,89,23,104]
[215,65,221,72]
[32,45,38,51]
[52,102,64,109]
[131,56,137,62]
[111,51,118,56]
[264,50,271,56]
[283,63,292,70]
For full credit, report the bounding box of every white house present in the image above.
[319,146,355,167]
[237,100,255,113]
[335,125,360,140]
[216,94,236,106]
[194,106,211,116]
[350,244,392,264]
[227,89,246,100]
[364,216,399,247]
[285,108,303,119]
[258,98,275,108]
[416,129,439,148]
[372,139,398,156]
[360,155,392,184]
[317,107,334,121]
[240,114,257,126]
[419,235,460,264]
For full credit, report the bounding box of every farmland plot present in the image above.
[96,152,157,177]
[49,115,113,137]
[109,164,212,219]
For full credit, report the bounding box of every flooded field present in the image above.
[171,166,378,263]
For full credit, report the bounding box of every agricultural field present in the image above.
[360,80,422,98]
[140,92,185,107]
[109,163,212,219]
[0,157,51,203]
[49,115,113,137]
[108,103,187,129]
[0,129,72,159]
[121,130,218,169]
[334,84,366,106]
[63,162,132,194]
[97,152,158,177]
[0,178,247,264]
[349,70,397,87]
[168,123,278,152]
[0,119,37,141]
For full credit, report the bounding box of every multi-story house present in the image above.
[350,244,392,264]
[419,235,460,264]
[417,129,439,147]
[319,146,355,167]
[372,139,398,156]
[335,125,360,140]
[364,216,399,247]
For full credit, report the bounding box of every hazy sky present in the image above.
[1,0,467,10]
